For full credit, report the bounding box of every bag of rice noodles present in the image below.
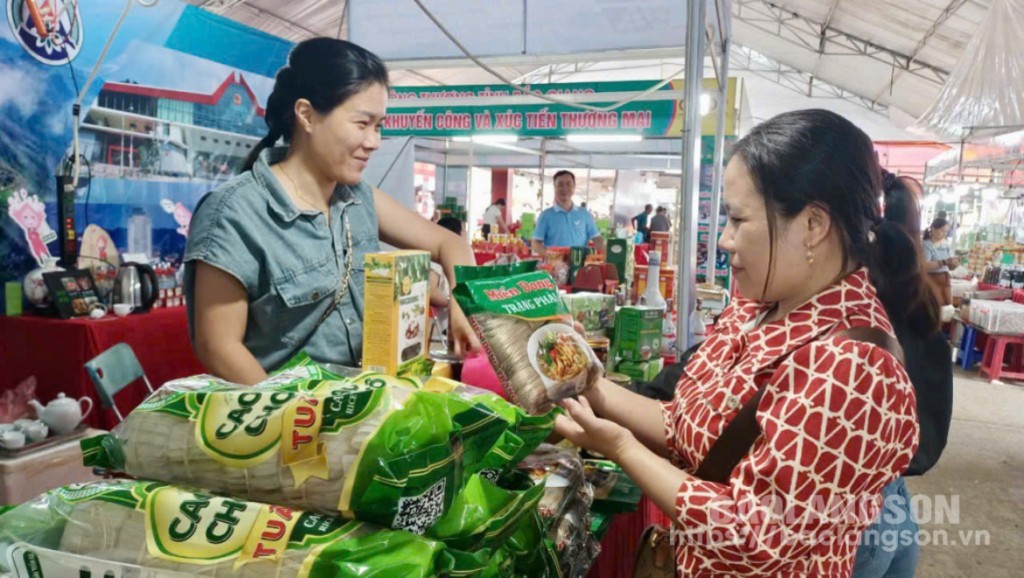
[81,371,509,534]
[517,444,588,522]
[454,262,603,414]
[0,480,479,578]
[422,376,560,477]
[426,473,544,553]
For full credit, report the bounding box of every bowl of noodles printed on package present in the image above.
[527,323,594,400]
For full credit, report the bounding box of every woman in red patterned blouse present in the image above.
[556,110,938,576]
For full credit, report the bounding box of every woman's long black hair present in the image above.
[730,109,940,336]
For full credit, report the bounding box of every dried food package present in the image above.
[0,480,462,578]
[583,459,643,514]
[454,262,602,414]
[517,444,587,522]
[81,372,508,535]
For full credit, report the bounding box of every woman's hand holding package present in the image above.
[554,396,635,461]
[448,299,480,355]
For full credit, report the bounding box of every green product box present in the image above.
[569,247,591,284]
[561,292,616,337]
[611,306,663,362]
[606,238,632,283]
[614,358,664,382]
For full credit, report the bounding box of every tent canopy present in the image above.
[186,0,992,141]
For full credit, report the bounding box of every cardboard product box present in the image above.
[632,266,649,304]
[569,247,591,284]
[362,251,431,376]
[632,265,676,306]
[561,292,617,337]
[614,358,664,383]
[650,231,672,263]
[612,306,663,362]
[606,238,633,284]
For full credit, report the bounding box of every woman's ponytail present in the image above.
[871,174,942,337]
[242,129,282,173]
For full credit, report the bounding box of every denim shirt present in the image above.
[184,147,380,372]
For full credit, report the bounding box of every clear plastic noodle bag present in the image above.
[81,370,505,534]
[0,480,454,578]
[454,262,602,414]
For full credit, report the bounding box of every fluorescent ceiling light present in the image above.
[566,134,643,143]
[471,134,519,144]
[451,136,471,142]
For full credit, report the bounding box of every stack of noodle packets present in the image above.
[0,480,479,578]
[454,262,603,414]
[0,356,569,577]
[79,366,552,538]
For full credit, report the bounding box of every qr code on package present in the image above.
[392,479,446,535]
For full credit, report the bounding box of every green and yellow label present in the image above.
[197,390,297,466]
[147,486,259,564]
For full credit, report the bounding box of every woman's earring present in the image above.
[806,247,815,265]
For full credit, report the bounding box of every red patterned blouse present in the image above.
[662,269,919,576]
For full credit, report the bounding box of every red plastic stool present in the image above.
[979,334,1024,382]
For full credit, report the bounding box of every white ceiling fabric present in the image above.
[187,0,996,141]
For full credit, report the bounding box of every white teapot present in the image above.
[28,393,93,435]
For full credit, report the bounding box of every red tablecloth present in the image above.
[0,308,205,430]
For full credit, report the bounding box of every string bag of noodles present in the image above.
[80,372,512,535]
[0,480,498,578]
[453,262,602,414]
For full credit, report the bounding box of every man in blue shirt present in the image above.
[632,204,653,242]
[531,170,605,257]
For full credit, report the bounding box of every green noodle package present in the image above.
[0,480,477,578]
[454,262,603,414]
[82,371,508,535]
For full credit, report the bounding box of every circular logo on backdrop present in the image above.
[6,0,84,65]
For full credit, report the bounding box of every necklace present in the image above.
[279,164,327,214]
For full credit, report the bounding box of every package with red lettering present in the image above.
[80,370,507,535]
[0,480,461,578]
[454,262,603,414]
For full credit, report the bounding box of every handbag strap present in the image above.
[692,326,904,484]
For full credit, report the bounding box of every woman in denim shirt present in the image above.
[185,38,478,384]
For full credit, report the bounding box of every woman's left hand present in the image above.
[555,396,636,461]
[448,299,481,356]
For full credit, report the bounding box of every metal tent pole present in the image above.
[706,38,730,285]
[675,0,708,351]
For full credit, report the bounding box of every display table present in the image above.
[0,308,205,430]
[0,429,105,504]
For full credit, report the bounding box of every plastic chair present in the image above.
[84,342,154,423]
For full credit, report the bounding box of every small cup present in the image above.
[0,423,15,433]
[0,430,26,449]
[23,422,48,443]
[13,418,34,430]
[113,303,134,317]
